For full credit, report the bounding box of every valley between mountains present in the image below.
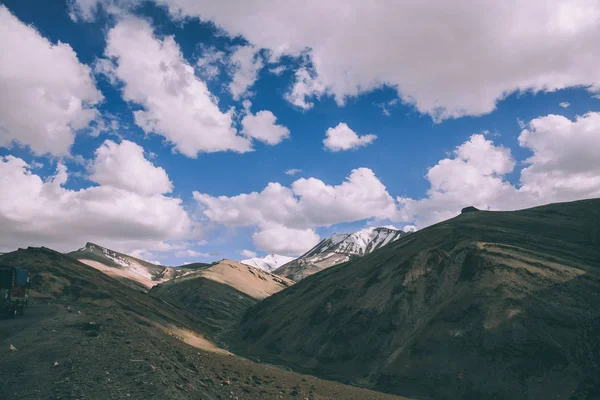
[2,199,600,399]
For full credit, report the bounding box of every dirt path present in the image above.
[0,303,57,342]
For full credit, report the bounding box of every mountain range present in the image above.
[0,246,396,399]
[3,199,600,400]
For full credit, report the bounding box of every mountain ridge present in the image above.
[67,242,211,290]
[233,198,600,400]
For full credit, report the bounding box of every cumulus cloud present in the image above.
[284,169,302,176]
[90,139,173,196]
[252,225,320,257]
[228,45,264,100]
[403,225,418,233]
[240,249,257,258]
[193,167,397,254]
[74,0,600,120]
[195,168,398,229]
[398,134,519,226]
[518,112,600,202]
[0,6,102,156]
[559,102,571,108]
[323,123,377,152]
[399,112,600,227]
[0,146,196,254]
[241,110,290,145]
[100,17,252,157]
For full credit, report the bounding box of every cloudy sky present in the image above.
[1,0,599,265]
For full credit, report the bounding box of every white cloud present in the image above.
[323,123,377,152]
[193,167,397,254]
[241,110,290,145]
[228,45,264,100]
[252,225,320,257]
[269,65,286,75]
[285,169,302,176]
[74,0,600,120]
[402,225,418,233]
[285,67,327,110]
[518,112,600,202]
[101,17,252,157]
[398,112,600,227]
[240,249,257,258]
[0,147,196,254]
[397,134,519,227]
[196,46,226,80]
[559,102,571,108]
[378,99,399,117]
[175,249,210,258]
[0,6,102,156]
[90,139,173,196]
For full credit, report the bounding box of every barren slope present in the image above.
[0,248,406,400]
[233,199,600,400]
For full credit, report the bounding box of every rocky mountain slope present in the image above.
[274,227,406,281]
[0,247,406,400]
[240,253,295,273]
[149,260,293,337]
[233,199,600,400]
[67,242,209,290]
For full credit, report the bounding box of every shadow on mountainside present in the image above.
[0,247,406,400]
[229,199,600,400]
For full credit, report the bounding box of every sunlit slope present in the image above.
[149,260,294,336]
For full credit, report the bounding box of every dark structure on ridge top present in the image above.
[461,206,480,214]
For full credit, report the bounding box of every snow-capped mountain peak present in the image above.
[241,253,295,273]
[304,227,405,259]
[274,226,407,281]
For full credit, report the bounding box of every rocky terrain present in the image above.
[274,227,406,281]
[233,199,600,400]
[0,247,406,400]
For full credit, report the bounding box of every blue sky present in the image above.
[1,0,599,265]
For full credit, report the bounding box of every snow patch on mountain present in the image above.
[69,242,166,289]
[274,227,408,281]
[241,253,295,273]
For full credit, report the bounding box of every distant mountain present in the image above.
[273,227,406,281]
[149,260,294,335]
[234,199,600,400]
[240,253,295,273]
[67,242,210,290]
